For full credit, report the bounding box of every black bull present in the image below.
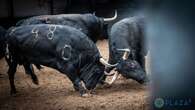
[15,12,117,83]
[103,16,149,84]
[6,24,111,96]
[16,12,117,42]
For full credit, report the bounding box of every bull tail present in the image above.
[4,26,16,66]
[5,44,12,66]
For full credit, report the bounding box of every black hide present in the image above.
[6,24,105,95]
[16,14,108,42]
[107,16,148,83]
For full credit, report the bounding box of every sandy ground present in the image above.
[0,40,150,110]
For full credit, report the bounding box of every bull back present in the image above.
[16,14,106,42]
[7,24,104,92]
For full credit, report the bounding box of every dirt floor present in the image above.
[0,40,150,110]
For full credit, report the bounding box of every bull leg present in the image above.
[34,64,43,70]
[99,75,107,85]
[7,60,18,95]
[66,73,87,96]
[62,64,87,96]
[23,63,39,85]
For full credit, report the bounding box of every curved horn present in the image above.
[108,72,119,85]
[103,10,118,22]
[104,71,115,76]
[99,58,118,67]
[117,48,130,60]
[93,12,96,15]
[104,68,117,76]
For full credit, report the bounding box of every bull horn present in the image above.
[117,48,130,60]
[99,58,118,67]
[108,72,119,85]
[104,68,117,76]
[93,12,96,15]
[103,10,117,22]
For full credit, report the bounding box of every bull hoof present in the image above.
[73,86,79,91]
[32,78,39,85]
[102,82,112,88]
[98,80,108,85]
[89,90,96,94]
[10,90,17,96]
[32,76,39,85]
[96,82,111,89]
